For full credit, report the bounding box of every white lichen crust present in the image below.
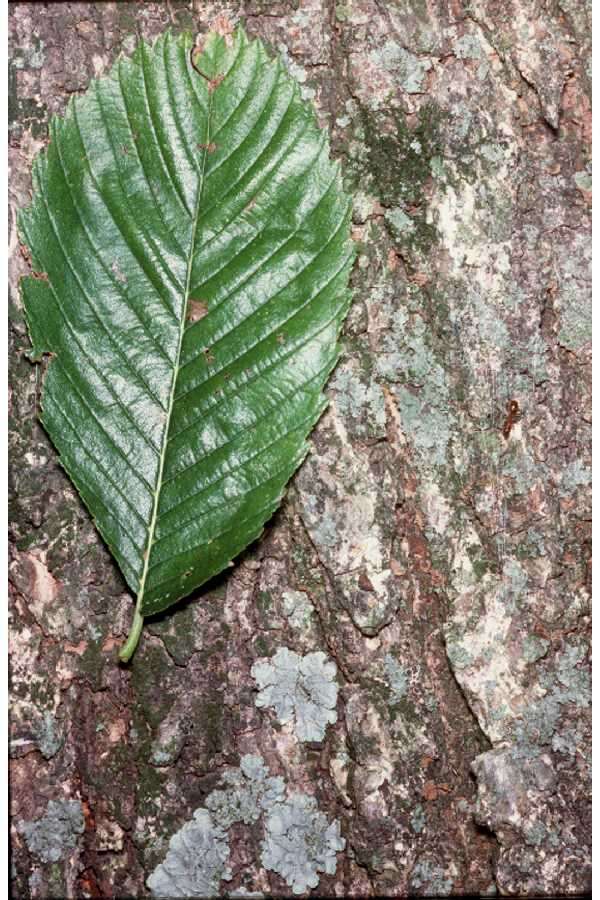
[261,793,346,895]
[251,647,339,742]
[146,809,232,898]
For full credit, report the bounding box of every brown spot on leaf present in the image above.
[187,298,209,323]
[32,270,49,281]
[197,141,217,153]
[208,74,225,93]
[202,347,215,363]
[276,333,286,345]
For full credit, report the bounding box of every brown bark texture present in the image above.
[9,1,591,898]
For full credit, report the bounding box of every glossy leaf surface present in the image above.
[19,28,354,655]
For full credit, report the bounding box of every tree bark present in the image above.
[9,1,591,897]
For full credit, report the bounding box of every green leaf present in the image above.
[19,27,354,661]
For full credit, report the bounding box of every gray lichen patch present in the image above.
[295,410,401,634]
[147,755,344,898]
[383,653,408,704]
[206,754,285,828]
[261,793,345,895]
[17,799,84,863]
[251,647,338,742]
[146,808,232,898]
[410,858,454,895]
[281,590,314,631]
[330,360,387,442]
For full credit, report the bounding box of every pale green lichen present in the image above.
[522,635,550,663]
[411,859,453,895]
[251,647,338,742]
[331,365,387,440]
[18,799,84,863]
[373,306,454,467]
[281,590,314,630]
[148,755,344,897]
[553,642,591,705]
[574,170,592,191]
[551,722,587,757]
[277,43,316,100]
[512,643,590,750]
[454,33,482,59]
[12,36,45,70]
[261,793,345,895]
[147,809,232,898]
[376,41,432,94]
[352,190,379,222]
[410,804,426,833]
[34,710,64,759]
[524,820,561,848]
[147,754,284,898]
[227,890,265,898]
[385,207,416,236]
[395,384,452,465]
[383,653,408,703]
[559,459,591,497]
[206,755,285,828]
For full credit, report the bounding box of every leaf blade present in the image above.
[20,27,355,647]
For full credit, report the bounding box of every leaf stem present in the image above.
[119,605,144,663]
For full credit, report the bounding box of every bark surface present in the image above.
[9,2,591,898]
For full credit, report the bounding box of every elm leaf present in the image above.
[19,27,354,660]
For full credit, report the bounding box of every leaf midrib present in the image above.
[135,74,214,611]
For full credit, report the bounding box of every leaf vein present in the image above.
[44,387,148,554]
[52,118,179,368]
[35,184,169,413]
[184,155,335,351]
[162,36,202,176]
[138,40,193,216]
[88,82,187,301]
[52,361,157,499]
[176,196,349,402]
[169,301,345,447]
[161,366,327,496]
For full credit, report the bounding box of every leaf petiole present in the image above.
[119,606,144,663]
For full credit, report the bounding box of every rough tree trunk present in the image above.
[9,2,591,898]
